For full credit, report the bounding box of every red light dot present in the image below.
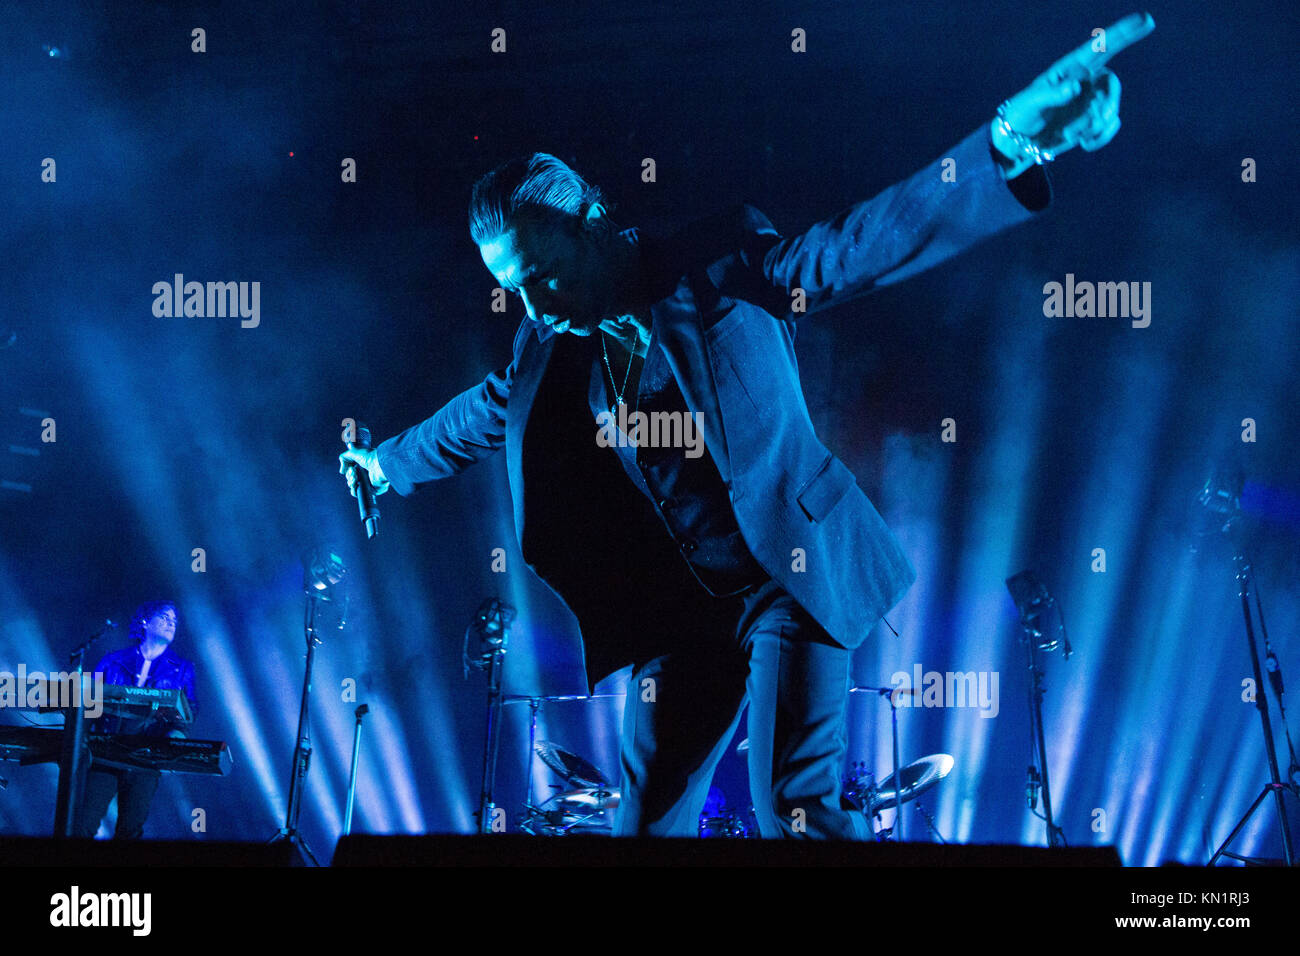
[289,151,294,157]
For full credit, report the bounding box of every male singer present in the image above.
[341,17,1153,837]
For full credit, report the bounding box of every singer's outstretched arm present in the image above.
[726,13,1152,323]
[340,314,530,498]
[724,126,1052,324]
[372,360,512,496]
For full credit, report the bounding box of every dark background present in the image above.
[1,0,1297,862]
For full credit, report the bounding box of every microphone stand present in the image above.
[269,591,325,865]
[524,696,540,820]
[465,599,513,834]
[1209,548,1295,866]
[850,685,905,841]
[477,637,507,834]
[342,703,369,837]
[1021,618,1065,848]
[1006,571,1068,848]
[888,688,902,841]
[53,620,115,838]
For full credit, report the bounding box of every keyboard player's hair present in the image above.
[129,600,178,643]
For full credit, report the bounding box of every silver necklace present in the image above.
[600,330,639,415]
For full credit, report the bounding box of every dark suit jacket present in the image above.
[378,125,1051,688]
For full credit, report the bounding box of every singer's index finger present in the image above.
[1090,12,1155,67]
[1045,12,1155,82]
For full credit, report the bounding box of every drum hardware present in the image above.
[697,783,756,838]
[850,684,920,840]
[913,801,947,844]
[698,812,754,838]
[740,686,926,838]
[525,741,617,834]
[843,754,954,839]
[504,692,621,835]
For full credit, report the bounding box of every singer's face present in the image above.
[479,216,612,336]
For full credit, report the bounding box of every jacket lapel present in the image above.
[506,322,558,470]
[649,280,733,480]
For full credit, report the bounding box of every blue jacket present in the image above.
[377,125,1051,687]
[92,642,198,736]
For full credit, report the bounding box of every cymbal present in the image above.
[504,693,622,703]
[868,753,954,814]
[849,685,921,697]
[535,741,609,789]
[552,787,621,811]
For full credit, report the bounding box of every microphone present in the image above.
[347,424,380,539]
[1026,765,1041,810]
[70,620,118,660]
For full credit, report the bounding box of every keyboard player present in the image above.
[75,600,198,839]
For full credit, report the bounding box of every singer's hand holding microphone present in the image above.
[338,447,390,497]
[339,423,387,539]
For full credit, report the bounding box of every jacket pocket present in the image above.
[703,300,746,343]
[796,454,857,522]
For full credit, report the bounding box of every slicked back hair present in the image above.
[468,152,617,248]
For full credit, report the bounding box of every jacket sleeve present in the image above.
[156,658,198,735]
[180,659,197,718]
[86,653,122,735]
[373,322,529,496]
[93,651,130,687]
[742,124,1052,321]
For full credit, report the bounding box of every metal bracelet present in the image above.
[995,101,1055,165]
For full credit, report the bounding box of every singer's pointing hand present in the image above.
[990,12,1154,177]
[339,448,391,497]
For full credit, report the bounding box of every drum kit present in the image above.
[517,721,955,839]
[483,605,959,840]
[696,782,758,838]
[520,740,619,836]
[843,752,954,838]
